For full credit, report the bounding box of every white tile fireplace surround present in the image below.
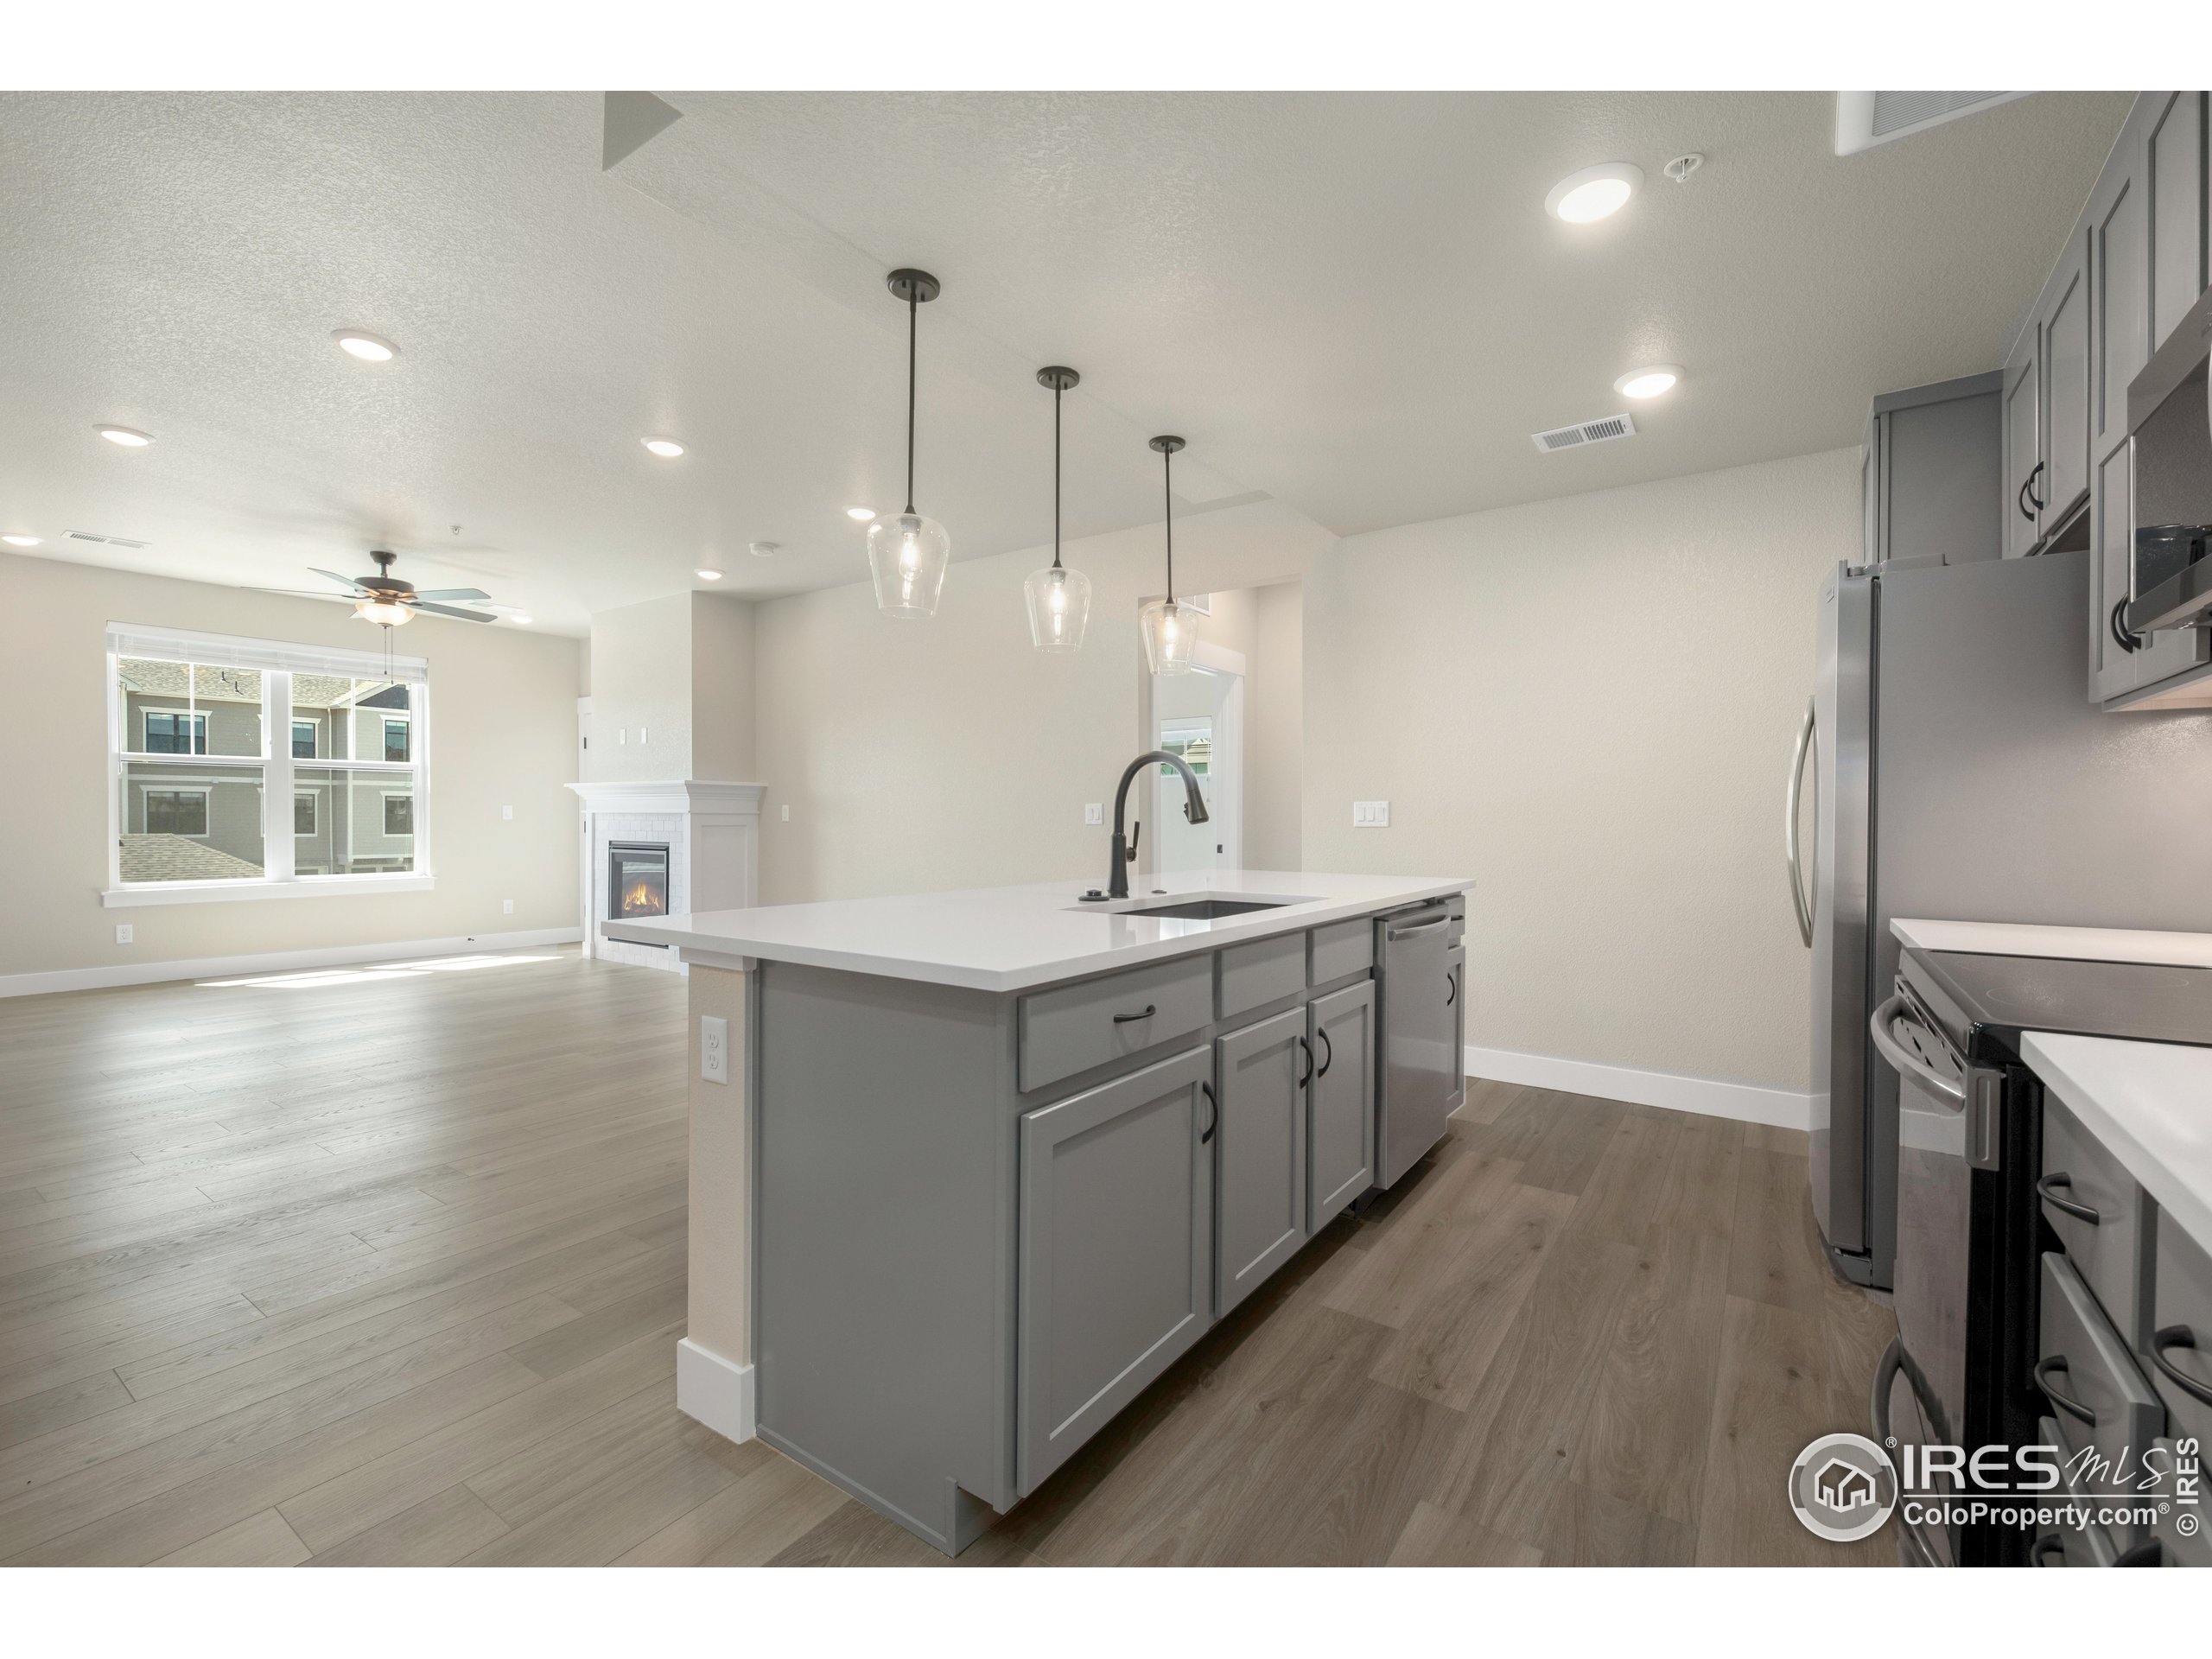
[567,780,764,971]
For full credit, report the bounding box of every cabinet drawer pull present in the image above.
[2034,1355,2098,1424]
[2031,1533,2067,1567]
[2113,1538,2164,1567]
[2151,1325,2212,1407]
[1316,1026,1333,1077]
[1111,1004,1157,1024]
[1446,968,1458,1007]
[2037,1172,2101,1225]
[1198,1080,1217,1145]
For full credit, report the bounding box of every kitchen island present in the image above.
[608,868,1471,1554]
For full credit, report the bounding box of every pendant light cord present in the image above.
[905,290,918,517]
[1162,444,1174,604]
[1052,381,1064,569]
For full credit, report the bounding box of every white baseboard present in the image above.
[676,1338,756,1444]
[0,926,585,1000]
[1465,1044,1812,1131]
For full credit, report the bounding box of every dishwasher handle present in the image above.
[1868,992,1966,1107]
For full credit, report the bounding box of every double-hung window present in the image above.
[107,625,430,905]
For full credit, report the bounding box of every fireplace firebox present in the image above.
[607,842,671,932]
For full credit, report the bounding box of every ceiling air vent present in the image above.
[1530,411,1637,454]
[1835,92,2031,156]
[65,530,151,549]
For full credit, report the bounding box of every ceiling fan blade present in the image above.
[410,588,493,602]
[308,567,372,594]
[250,588,355,598]
[409,601,499,623]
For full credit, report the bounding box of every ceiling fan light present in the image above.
[354,597,414,627]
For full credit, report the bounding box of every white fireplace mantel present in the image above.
[568,779,765,970]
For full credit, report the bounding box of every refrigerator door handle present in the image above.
[1786,695,1816,947]
[1868,992,1967,1107]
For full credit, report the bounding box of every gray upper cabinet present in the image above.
[2002,330,2044,558]
[2088,133,2150,702]
[1213,1007,1308,1317]
[1016,1045,1215,1493]
[1862,374,2002,567]
[1306,981,1375,1226]
[2044,243,2092,526]
[2148,92,2208,355]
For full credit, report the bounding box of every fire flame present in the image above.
[620,880,663,916]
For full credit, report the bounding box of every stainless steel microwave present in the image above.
[2124,283,2212,634]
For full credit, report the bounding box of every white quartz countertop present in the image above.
[1891,918,2212,969]
[606,868,1471,993]
[2022,1032,2212,1254]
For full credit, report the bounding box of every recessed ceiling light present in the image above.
[1546,162,1643,224]
[510,614,534,626]
[333,329,398,362]
[1613,365,1682,399]
[749,542,779,558]
[696,568,723,580]
[845,506,876,522]
[1,534,40,547]
[97,425,153,447]
[643,437,685,458]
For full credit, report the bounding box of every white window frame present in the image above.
[139,784,212,838]
[105,625,433,906]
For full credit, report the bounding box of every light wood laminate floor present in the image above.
[0,950,1897,1566]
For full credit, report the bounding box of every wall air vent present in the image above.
[1835,92,2031,156]
[1530,411,1637,454]
[65,530,151,549]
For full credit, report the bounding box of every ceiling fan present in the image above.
[260,550,517,627]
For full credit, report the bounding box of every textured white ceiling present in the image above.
[0,90,2131,634]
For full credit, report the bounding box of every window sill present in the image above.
[101,874,435,908]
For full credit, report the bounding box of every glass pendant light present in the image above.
[1024,365,1092,652]
[868,268,952,618]
[1139,435,1198,675]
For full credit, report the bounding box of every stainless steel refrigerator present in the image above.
[1793,549,2212,1288]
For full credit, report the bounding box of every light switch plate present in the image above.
[1084,803,1103,825]
[1353,800,1390,828]
[780,804,791,822]
[502,804,513,820]
[502,899,514,915]
[700,1015,728,1085]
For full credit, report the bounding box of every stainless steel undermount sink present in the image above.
[1121,896,1295,920]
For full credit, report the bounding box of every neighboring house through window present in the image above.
[109,626,429,897]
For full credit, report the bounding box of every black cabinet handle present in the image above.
[1198,1080,1216,1144]
[1297,1035,1314,1088]
[2034,1355,2097,1424]
[2152,1325,2212,1406]
[2037,1172,2101,1225]
[2111,598,2142,655]
[1316,1026,1332,1077]
[2026,460,2046,512]
[1446,968,1457,1007]
[1112,1003,1156,1024]
[2018,477,2037,524]
[2031,1533,2067,1567]
[2113,1538,2164,1567]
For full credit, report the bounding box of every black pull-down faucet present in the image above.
[1083,750,1211,901]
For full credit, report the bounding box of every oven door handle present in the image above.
[1868,992,1966,1107]
[1872,1337,1943,1568]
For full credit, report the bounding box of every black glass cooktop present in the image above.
[1906,947,2212,1058]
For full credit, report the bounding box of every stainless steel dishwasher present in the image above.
[1374,899,1461,1187]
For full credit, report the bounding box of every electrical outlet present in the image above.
[1084,802,1103,825]
[1353,800,1391,828]
[114,924,134,945]
[700,1015,728,1085]
[502,804,513,821]
[780,804,791,822]
[502,899,514,915]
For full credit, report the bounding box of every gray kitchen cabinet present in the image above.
[1445,943,1466,1116]
[1306,980,1375,1225]
[1861,373,2002,566]
[2147,92,2208,355]
[2002,328,2044,558]
[1017,1044,1216,1493]
[1213,1007,1308,1317]
[2044,241,2092,528]
[2088,142,2150,702]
